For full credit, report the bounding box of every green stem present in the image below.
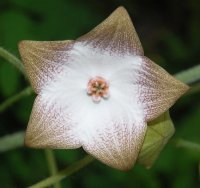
[175,64,200,85]
[185,83,200,96]
[0,47,24,74]
[45,149,61,188]
[175,139,200,152]
[29,155,94,188]
[0,86,33,113]
[0,131,25,152]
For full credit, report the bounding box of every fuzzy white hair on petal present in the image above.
[41,42,145,142]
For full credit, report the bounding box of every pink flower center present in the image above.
[87,76,109,102]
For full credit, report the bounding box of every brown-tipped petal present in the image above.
[25,95,80,149]
[77,7,143,55]
[18,40,73,93]
[81,120,147,171]
[137,56,189,122]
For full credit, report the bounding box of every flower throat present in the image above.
[87,76,109,102]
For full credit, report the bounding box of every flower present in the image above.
[18,7,189,171]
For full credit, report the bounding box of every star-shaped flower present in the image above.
[19,7,189,171]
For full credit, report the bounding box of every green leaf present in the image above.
[137,111,175,168]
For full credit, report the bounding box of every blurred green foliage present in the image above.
[0,0,199,187]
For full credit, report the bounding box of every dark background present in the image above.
[0,0,200,187]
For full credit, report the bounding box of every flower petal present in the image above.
[81,119,147,171]
[137,56,189,121]
[77,6,143,55]
[25,94,80,149]
[18,40,73,93]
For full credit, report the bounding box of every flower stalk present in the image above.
[28,138,199,188]
[29,155,94,188]
[0,47,25,74]
[0,131,25,152]
[175,139,200,152]
[45,149,61,188]
[175,64,200,85]
[0,86,33,113]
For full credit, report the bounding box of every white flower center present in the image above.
[87,76,109,102]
